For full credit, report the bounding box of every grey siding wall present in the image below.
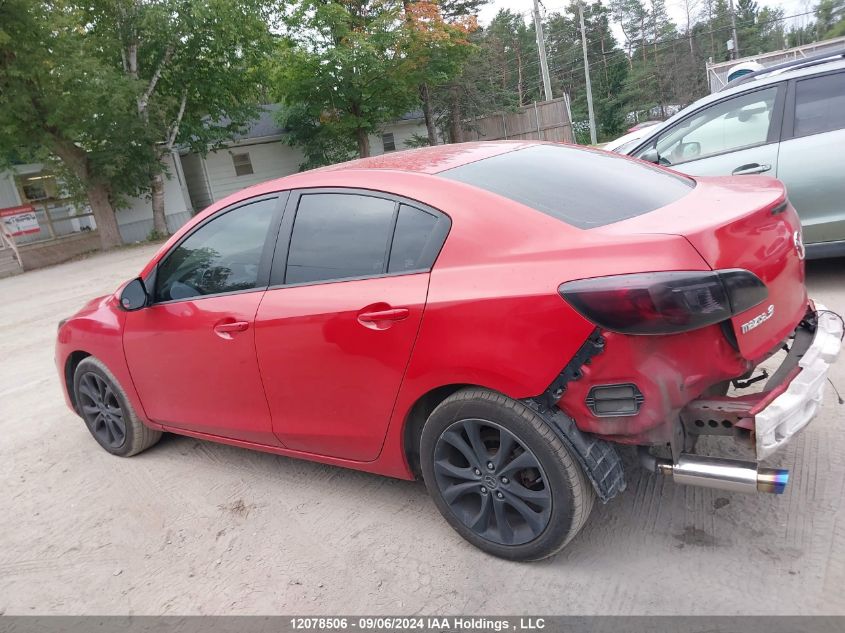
[201,139,305,203]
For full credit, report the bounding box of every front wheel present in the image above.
[73,356,162,457]
[420,389,594,561]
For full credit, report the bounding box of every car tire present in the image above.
[420,388,594,561]
[73,356,162,457]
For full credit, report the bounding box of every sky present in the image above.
[478,0,820,47]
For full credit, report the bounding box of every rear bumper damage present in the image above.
[680,304,843,461]
[643,304,842,495]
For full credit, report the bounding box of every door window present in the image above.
[646,87,778,165]
[155,198,276,302]
[793,72,845,137]
[282,193,450,285]
[285,193,397,284]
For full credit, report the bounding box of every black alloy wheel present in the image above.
[72,356,162,457]
[77,371,127,449]
[433,418,552,546]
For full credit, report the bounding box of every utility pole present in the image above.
[533,0,553,101]
[578,2,597,145]
[728,0,740,59]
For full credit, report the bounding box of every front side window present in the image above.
[647,87,778,165]
[285,194,397,284]
[155,198,276,302]
[794,72,845,137]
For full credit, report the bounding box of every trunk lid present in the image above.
[601,175,807,360]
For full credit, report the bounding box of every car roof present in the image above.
[619,56,845,155]
[317,140,540,174]
[719,56,845,95]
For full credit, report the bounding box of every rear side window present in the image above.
[793,73,845,137]
[439,145,693,229]
[388,205,440,273]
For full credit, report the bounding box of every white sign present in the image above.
[0,206,40,237]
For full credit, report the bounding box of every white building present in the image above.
[180,105,430,211]
[0,106,430,275]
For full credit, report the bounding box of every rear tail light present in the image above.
[559,269,767,335]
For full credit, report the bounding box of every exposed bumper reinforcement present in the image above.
[679,304,842,461]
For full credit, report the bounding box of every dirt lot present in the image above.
[1,245,843,615]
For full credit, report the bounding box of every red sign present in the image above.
[0,205,41,237]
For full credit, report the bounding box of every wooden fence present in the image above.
[462,97,574,144]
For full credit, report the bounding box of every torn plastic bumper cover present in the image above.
[754,304,842,459]
[680,304,843,461]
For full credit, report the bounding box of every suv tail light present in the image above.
[559,269,767,335]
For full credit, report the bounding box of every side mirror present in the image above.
[640,147,660,164]
[119,278,149,311]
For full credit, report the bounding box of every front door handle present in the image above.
[213,320,249,339]
[732,163,771,175]
[357,307,410,330]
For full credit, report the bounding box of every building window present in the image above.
[382,132,396,152]
[18,173,56,202]
[232,153,254,177]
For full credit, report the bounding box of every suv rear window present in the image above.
[439,144,694,229]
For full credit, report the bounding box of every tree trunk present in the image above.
[150,168,168,237]
[420,83,437,146]
[449,85,463,144]
[48,136,122,249]
[87,183,123,250]
[356,128,371,158]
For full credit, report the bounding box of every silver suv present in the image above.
[621,51,845,259]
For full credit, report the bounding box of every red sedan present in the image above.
[56,142,842,560]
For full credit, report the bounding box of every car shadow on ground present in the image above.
[806,256,845,291]
[145,427,815,568]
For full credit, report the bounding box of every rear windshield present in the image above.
[438,144,694,229]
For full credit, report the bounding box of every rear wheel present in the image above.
[420,388,594,561]
[73,356,161,457]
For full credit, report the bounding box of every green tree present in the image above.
[402,1,480,146]
[546,3,628,142]
[84,0,276,236]
[0,0,154,248]
[816,0,845,37]
[273,1,421,161]
[0,0,275,247]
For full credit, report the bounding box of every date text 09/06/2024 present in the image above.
[289,617,547,631]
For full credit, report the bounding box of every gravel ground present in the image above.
[0,245,843,615]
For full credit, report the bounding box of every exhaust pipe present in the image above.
[639,448,789,494]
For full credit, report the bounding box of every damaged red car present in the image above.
[56,142,842,560]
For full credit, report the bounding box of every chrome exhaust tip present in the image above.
[639,449,789,495]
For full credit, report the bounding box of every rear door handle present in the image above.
[358,308,410,322]
[213,320,249,339]
[732,163,771,175]
[357,307,410,330]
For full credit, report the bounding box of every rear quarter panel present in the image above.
[377,178,717,471]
